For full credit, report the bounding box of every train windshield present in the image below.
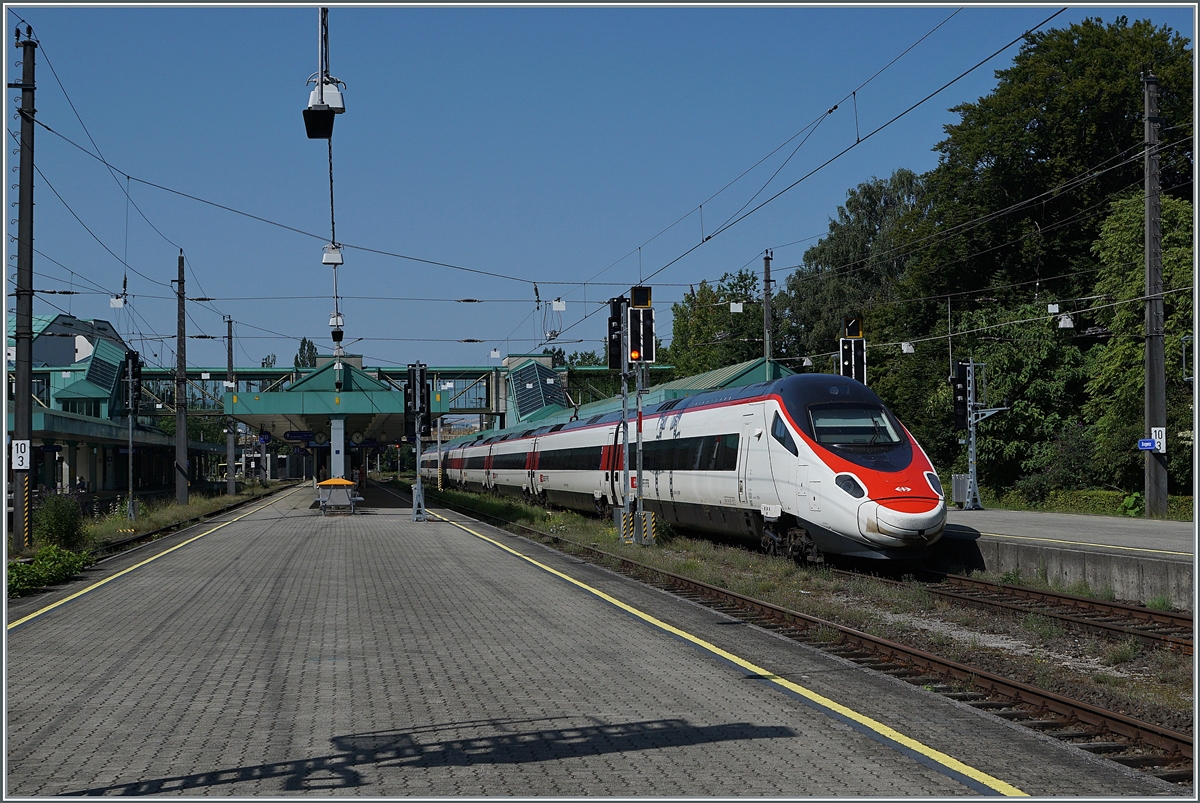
[808,403,902,447]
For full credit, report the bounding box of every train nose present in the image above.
[857,498,945,546]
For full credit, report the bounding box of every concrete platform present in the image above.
[6,486,1182,796]
[934,508,1195,610]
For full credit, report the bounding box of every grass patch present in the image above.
[1146,595,1174,612]
[1020,613,1065,642]
[1102,638,1142,666]
[84,483,285,547]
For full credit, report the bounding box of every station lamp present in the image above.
[303,8,346,140]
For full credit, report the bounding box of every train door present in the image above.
[608,423,623,508]
[739,403,766,508]
[797,464,809,514]
[528,437,540,497]
[738,411,753,505]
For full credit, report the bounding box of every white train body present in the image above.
[422,374,945,560]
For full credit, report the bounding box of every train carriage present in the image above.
[421,373,945,562]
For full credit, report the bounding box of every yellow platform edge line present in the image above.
[7,487,301,630]
[432,511,1027,797]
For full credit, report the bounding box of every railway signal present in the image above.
[627,307,656,364]
[406,362,429,521]
[607,298,625,371]
[952,362,969,430]
[839,316,865,385]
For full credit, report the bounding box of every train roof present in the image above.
[427,373,885,453]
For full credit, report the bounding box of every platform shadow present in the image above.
[68,717,795,795]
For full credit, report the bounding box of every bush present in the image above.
[7,545,89,598]
[32,493,87,551]
[6,560,47,597]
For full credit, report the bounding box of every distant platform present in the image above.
[936,508,1195,609]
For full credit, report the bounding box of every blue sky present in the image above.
[5,5,1195,372]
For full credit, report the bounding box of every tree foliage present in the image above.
[778,168,926,364]
[1085,193,1193,493]
[294,338,318,368]
[664,270,765,376]
[663,17,1193,501]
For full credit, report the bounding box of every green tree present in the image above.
[1085,194,1193,494]
[911,17,1192,306]
[294,337,318,368]
[777,169,926,364]
[158,414,225,445]
[665,269,764,376]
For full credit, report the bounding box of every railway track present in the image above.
[388,481,1193,785]
[833,569,1194,655]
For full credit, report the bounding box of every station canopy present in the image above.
[224,360,444,446]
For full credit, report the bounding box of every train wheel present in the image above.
[787,527,824,564]
[760,528,781,556]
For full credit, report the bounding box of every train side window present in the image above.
[771,412,798,456]
[706,433,738,471]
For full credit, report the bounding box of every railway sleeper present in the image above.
[1110,754,1181,768]
[1150,767,1194,783]
[1073,741,1133,754]
[1021,719,1072,730]
[966,701,1014,710]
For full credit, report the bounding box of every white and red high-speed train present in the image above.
[420,374,946,561]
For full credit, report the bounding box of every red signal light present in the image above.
[630,349,641,361]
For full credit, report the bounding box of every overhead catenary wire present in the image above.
[562,8,966,298]
[541,8,1071,350]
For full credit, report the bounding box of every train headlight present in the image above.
[925,471,944,497]
[835,473,865,499]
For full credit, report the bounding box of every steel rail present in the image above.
[392,482,1192,760]
[832,569,1193,655]
[943,573,1193,627]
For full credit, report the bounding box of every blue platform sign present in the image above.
[258,432,272,444]
[1137,438,1156,451]
[283,431,315,442]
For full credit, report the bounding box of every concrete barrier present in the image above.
[933,535,1193,611]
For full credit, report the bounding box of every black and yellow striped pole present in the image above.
[10,29,37,552]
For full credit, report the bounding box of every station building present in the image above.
[6,314,223,509]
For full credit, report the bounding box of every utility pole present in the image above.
[635,362,644,529]
[175,250,188,505]
[9,28,36,550]
[1143,71,1168,517]
[763,249,773,362]
[126,357,135,519]
[226,316,236,495]
[619,304,631,542]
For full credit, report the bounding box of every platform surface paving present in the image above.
[6,486,1181,797]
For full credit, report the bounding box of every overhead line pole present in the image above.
[763,250,773,362]
[226,316,236,495]
[1143,71,1167,518]
[175,250,188,505]
[10,29,37,550]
